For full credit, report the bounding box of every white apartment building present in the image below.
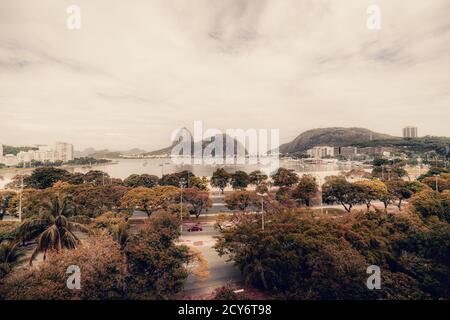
[1,142,75,166]
[2,154,19,167]
[0,144,18,166]
[55,142,74,163]
[307,146,335,159]
[403,126,418,138]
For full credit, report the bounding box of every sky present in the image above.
[0,0,449,150]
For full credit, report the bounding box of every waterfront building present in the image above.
[10,142,75,166]
[2,154,18,167]
[55,142,74,162]
[334,146,358,158]
[307,146,334,159]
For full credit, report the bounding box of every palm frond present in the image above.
[16,216,53,241]
[61,228,79,249]
[69,215,92,224]
[69,222,90,234]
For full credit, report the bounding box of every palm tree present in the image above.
[16,195,89,265]
[0,241,25,277]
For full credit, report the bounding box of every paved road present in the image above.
[179,224,242,298]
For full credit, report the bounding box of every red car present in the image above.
[187,224,203,232]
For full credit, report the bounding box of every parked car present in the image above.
[187,223,203,232]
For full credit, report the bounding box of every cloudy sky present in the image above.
[0,0,449,150]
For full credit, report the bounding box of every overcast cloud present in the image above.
[0,0,449,150]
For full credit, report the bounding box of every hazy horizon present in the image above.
[1,0,449,150]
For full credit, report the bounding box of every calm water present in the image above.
[0,158,356,188]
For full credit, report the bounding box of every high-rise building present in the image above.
[55,142,74,162]
[334,146,358,158]
[403,126,418,138]
[307,146,334,159]
[15,142,74,165]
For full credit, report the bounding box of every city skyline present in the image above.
[0,142,74,166]
[0,125,437,153]
[1,0,449,150]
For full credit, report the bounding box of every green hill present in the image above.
[279,128,397,154]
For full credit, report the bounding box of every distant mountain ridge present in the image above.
[279,127,397,154]
[145,133,248,157]
[75,148,147,159]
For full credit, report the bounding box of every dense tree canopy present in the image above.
[182,188,212,218]
[271,168,299,188]
[354,180,388,210]
[124,212,192,300]
[24,167,70,189]
[231,171,250,190]
[291,175,319,207]
[322,176,360,212]
[121,186,180,216]
[249,170,268,186]
[124,174,159,188]
[224,191,256,212]
[0,236,126,299]
[409,189,450,223]
[215,207,449,299]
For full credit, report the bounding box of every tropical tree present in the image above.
[15,195,89,264]
[248,170,268,186]
[214,209,446,299]
[121,186,179,217]
[388,180,427,210]
[372,158,408,180]
[24,167,70,189]
[182,188,212,218]
[214,211,378,299]
[177,170,195,188]
[231,171,250,190]
[124,212,192,299]
[211,168,231,193]
[380,180,399,209]
[354,180,388,210]
[224,191,255,212]
[160,171,194,188]
[65,172,85,185]
[291,174,319,207]
[0,236,126,299]
[255,182,269,195]
[188,176,209,191]
[83,170,110,186]
[322,176,359,213]
[124,174,159,188]
[275,187,297,208]
[271,168,299,188]
[0,241,25,278]
[410,189,450,223]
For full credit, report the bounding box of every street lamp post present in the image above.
[180,181,184,234]
[18,176,24,222]
[256,192,268,230]
[160,163,164,177]
[434,174,439,192]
